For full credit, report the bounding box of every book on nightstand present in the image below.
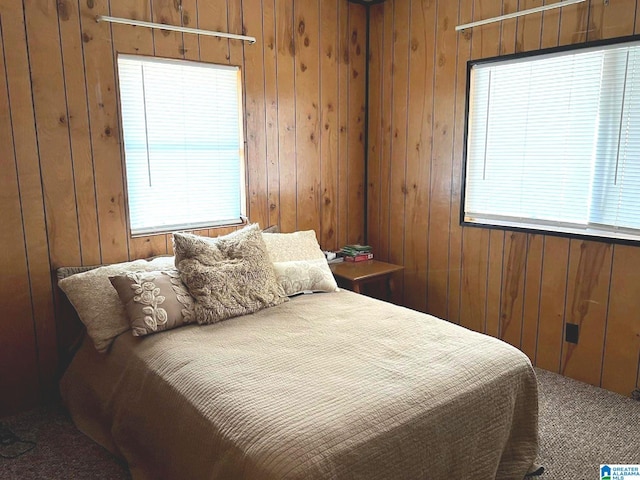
[343,252,374,262]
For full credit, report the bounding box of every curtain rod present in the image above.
[95,15,257,44]
[455,0,586,32]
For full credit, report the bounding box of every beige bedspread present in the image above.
[60,290,539,480]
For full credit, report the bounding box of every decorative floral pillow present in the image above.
[173,224,288,325]
[261,230,339,296]
[109,270,195,337]
[58,256,175,352]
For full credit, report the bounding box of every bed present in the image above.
[61,284,538,480]
[59,287,540,480]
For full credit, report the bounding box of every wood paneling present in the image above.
[0,13,40,414]
[4,0,640,414]
[368,0,640,397]
[0,0,365,415]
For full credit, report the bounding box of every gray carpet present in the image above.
[0,368,638,479]
[536,368,640,478]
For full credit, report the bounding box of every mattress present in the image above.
[60,289,539,480]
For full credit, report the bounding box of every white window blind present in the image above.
[464,40,640,242]
[117,55,245,236]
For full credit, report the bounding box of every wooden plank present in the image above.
[294,0,321,234]
[195,0,229,64]
[486,229,504,338]
[500,232,526,348]
[557,0,589,45]
[110,0,153,54]
[515,0,543,53]
[243,0,270,229]
[263,0,281,230]
[320,0,339,251]
[2,0,58,407]
[23,0,81,268]
[376,1,394,262]
[179,0,199,60]
[588,0,635,40]
[388,0,411,304]
[561,240,612,386]
[601,245,640,396]
[0,15,39,415]
[57,0,101,265]
[402,0,435,313]
[336,0,349,247]
[151,0,184,57]
[470,0,502,61]
[275,0,297,232]
[79,0,129,264]
[536,235,570,373]
[521,234,544,362]
[459,228,489,333]
[427,0,457,320]
[227,0,244,67]
[347,2,366,245]
[500,0,518,55]
[540,0,561,49]
[448,0,473,324]
[366,2,383,256]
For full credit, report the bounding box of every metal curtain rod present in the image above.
[96,15,257,44]
[455,0,586,31]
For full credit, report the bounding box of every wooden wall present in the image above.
[0,0,366,416]
[368,0,640,397]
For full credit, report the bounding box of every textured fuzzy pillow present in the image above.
[173,225,287,324]
[109,270,195,337]
[262,230,339,296]
[58,256,175,352]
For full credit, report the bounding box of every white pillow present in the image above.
[261,230,339,296]
[58,256,175,352]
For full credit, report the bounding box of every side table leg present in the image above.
[352,282,361,294]
[386,276,394,301]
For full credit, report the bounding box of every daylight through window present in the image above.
[463,38,640,243]
[117,55,245,236]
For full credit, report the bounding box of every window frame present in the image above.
[460,34,640,247]
[115,53,248,237]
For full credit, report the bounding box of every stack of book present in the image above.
[340,244,374,262]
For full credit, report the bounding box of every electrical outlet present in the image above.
[565,323,579,344]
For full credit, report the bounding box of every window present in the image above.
[117,55,246,236]
[463,38,640,243]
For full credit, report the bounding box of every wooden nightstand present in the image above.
[330,260,404,300]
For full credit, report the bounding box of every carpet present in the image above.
[0,368,638,479]
[536,368,640,479]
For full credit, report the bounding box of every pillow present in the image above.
[261,230,339,296]
[109,270,195,337]
[173,224,287,325]
[262,224,280,233]
[58,256,175,352]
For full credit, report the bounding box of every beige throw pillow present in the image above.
[109,270,195,337]
[58,256,175,352]
[173,224,287,325]
[261,230,339,296]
